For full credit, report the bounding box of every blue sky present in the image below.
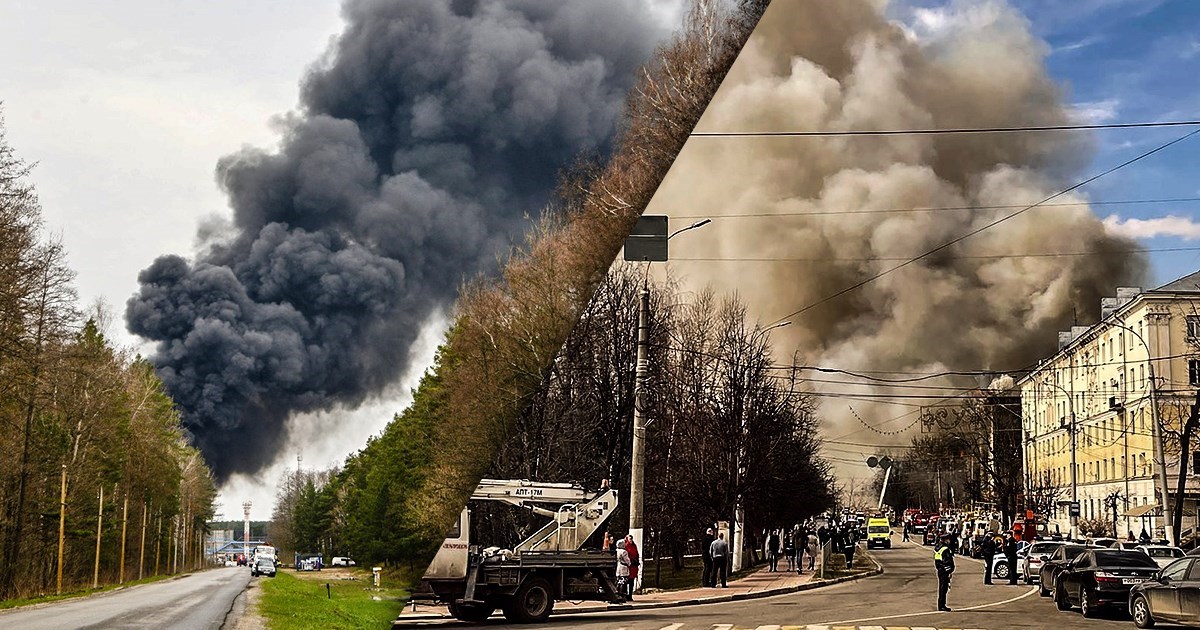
[991,0,1200,285]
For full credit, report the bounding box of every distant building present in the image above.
[1018,271,1200,539]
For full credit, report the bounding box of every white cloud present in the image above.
[1104,214,1200,240]
[1052,34,1104,54]
[1068,98,1121,124]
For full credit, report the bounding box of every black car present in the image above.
[1039,543,1088,596]
[1053,549,1159,617]
[1129,557,1200,628]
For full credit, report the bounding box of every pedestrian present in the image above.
[615,539,631,600]
[767,529,781,572]
[842,532,856,569]
[783,529,796,572]
[1140,528,1151,543]
[934,534,955,612]
[701,527,715,587]
[710,532,729,588]
[602,530,614,551]
[624,534,640,598]
[979,533,995,585]
[817,524,829,547]
[902,520,910,543]
[806,530,818,571]
[1003,533,1019,586]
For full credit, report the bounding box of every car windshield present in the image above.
[1146,548,1183,558]
[1062,545,1086,559]
[1093,551,1159,567]
[868,526,889,533]
[1030,543,1060,553]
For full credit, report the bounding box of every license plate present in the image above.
[1123,578,1147,585]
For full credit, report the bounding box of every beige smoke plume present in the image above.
[651,0,1147,445]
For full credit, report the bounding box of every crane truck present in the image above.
[414,478,624,623]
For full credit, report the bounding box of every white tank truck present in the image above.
[414,478,624,623]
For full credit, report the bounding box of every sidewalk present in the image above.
[396,557,880,622]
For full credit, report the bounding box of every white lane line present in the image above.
[658,625,684,630]
[753,626,782,630]
[710,625,734,630]
[816,585,1038,625]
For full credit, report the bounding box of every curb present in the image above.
[395,562,883,622]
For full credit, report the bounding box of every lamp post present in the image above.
[730,320,790,573]
[1106,320,1172,545]
[627,217,710,591]
[1043,378,1077,539]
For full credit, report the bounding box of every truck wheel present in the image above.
[504,577,553,623]
[448,602,495,622]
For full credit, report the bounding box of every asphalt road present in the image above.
[0,566,252,630]
[398,541,1146,629]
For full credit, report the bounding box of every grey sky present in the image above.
[1,0,685,519]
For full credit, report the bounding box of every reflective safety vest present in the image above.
[933,545,950,561]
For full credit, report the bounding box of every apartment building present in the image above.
[1018,271,1200,539]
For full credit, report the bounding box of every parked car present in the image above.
[1023,541,1064,584]
[223,559,237,567]
[1129,556,1200,628]
[1053,549,1159,617]
[330,556,357,567]
[1110,540,1142,550]
[1087,537,1119,548]
[989,540,1030,580]
[1039,543,1089,597]
[1137,545,1187,568]
[251,557,277,578]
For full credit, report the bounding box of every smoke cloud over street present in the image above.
[660,0,1148,439]
[127,0,669,480]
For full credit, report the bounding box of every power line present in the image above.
[690,119,1200,137]
[671,196,1200,219]
[766,127,1200,326]
[673,246,1200,263]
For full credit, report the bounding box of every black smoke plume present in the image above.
[127,0,667,480]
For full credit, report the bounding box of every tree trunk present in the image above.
[1172,390,1200,542]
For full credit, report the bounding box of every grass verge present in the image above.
[258,569,407,630]
[0,573,175,610]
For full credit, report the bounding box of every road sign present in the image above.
[1069,501,1081,517]
[624,215,668,261]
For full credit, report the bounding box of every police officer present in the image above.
[980,533,996,585]
[934,534,955,612]
[1003,532,1020,586]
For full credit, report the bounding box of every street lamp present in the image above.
[626,216,710,592]
[730,320,790,573]
[1105,320,1172,545]
[1042,378,1078,539]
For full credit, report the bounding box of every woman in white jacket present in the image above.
[615,539,632,599]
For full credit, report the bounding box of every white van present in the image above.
[330,557,356,567]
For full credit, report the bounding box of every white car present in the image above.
[989,540,1030,580]
[1137,544,1186,568]
[1021,540,1064,583]
[330,557,357,567]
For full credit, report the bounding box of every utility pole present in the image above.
[119,492,129,584]
[243,501,253,569]
[628,285,649,592]
[56,465,67,596]
[138,500,148,580]
[93,484,104,589]
[623,216,709,589]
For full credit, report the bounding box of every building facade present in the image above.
[1018,271,1200,539]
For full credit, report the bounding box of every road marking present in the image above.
[658,624,684,630]
[816,585,1037,626]
[711,625,733,630]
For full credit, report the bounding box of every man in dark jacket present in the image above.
[1003,533,1020,585]
[701,527,715,587]
[934,534,955,612]
[980,534,996,585]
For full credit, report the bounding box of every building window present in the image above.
[1188,315,1200,339]
[1191,359,1200,387]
